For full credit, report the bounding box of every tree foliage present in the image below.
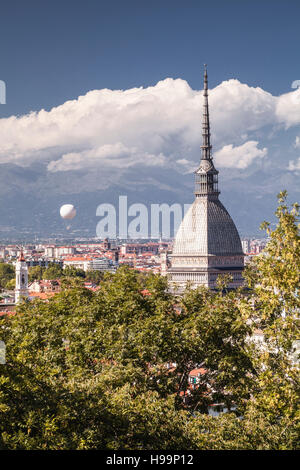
[28,265,45,282]
[85,269,104,285]
[0,262,15,289]
[29,264,103,286]
[42,263,63,280]
[0,193,299,449]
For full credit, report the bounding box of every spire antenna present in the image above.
[201,64,212,161]
[194,65,219,198]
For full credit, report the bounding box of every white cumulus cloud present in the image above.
[0,77,299,175]
[288,157,300,172]
[47,143,167,172]
[214,141,268,169]
[276,88,300,128]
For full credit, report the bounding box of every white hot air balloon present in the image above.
[60,204,76,220]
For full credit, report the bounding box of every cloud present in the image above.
[287,136,300,173]
[0,77,300,175]
[276,88,300,128]
[209,80,276,142]
[47,143,167,172]
[288,157,300,172]
[214,141,268,169]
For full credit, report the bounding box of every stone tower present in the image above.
[169,66,244,290]
[15,251,29,303]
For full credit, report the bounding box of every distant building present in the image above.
[26,259,63,268]
[121,242,160,256]
[63,257,92,271]
[160,251,170,276]
[29,279,60,293]
[63,256,116,273]
[88,257,116,272]
[102,238,111,251]
[45,246,75,258]
[241,240,250,254]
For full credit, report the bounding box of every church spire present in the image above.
[15,249,28,303]
[201,64,212,161]
[194,65,219,198]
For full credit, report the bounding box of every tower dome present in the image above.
[173,198,243,257]
[169,66,244,289]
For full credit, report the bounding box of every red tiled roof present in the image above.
[29,292,55,299]
[189,368,206,376]
[141,289,151,296]
[0,311,16,317]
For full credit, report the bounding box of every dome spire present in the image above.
[201,64,212,161]
[194,65,219,198]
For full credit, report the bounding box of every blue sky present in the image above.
[1,0,300,117]
[0,0,299,237]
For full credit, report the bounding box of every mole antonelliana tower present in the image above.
[169,66,244,289]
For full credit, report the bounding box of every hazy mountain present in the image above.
[0,160,298,240]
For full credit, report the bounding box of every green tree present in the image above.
[189,192,300,450]
[42,263,63,280]
[0,265,256,449]
[239,191,300,445]
[85,269,104,285]
[5,279,15,290]
[0,272,196,449]
[0,193,299,450]
[62,266,86,279]
[0,263,15,290]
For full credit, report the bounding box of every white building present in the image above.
[45,246,75,258]
[63,257,92,271]
[15,252,29,303]
[241,240,250,254]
